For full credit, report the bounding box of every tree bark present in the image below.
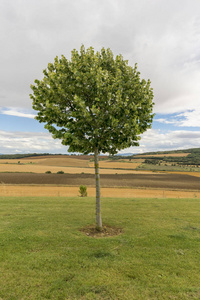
[94,148,102,230]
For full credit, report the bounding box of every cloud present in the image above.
[1,127,199,155]
[155,108,200,127]
[141,129,200,152]
[176,110,200,127]
[0,0,200,115]
[155,118,175,125]
[0,130,67,154]
[0,108,36,119]
[119,129,200,154]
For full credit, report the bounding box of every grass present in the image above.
[1,196,200,299]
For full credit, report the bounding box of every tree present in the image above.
[30,45,154,231]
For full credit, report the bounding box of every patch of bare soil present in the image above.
[80,224,123,238]
[0,173,200,190]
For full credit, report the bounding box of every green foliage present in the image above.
[57,170,64,174]
[144,158,160,165]
[45,170,52,174]
[30,45,154,155]
[79,185,87,197]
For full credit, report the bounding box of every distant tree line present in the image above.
[109,147,200,166]
[136,148,200,156]
[0,153,51,159]
[144,156,200,166]
[0,153,93,159]
[142,151,200,166]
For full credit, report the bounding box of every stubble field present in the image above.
[135,153,190,158]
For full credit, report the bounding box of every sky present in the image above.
[0,0,200,155]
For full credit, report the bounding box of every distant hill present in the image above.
[133,147,200,157]
[109,148,200,168]
[1,148,200,166]
[0,153,52,159]
[117,153,134,156]
[132,148,200,165]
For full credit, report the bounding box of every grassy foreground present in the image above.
[0,197,200,299]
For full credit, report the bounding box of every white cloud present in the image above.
[119,129,200,154]
[0,130,67,154]
[177,110,200,127]
[155,118,175,125]
[0,108,36,119]
[0,0,200,114]
[155,108,200,127]
[0,127,200,155]
[141,129,200,152]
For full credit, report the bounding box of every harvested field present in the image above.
[0,173,200,190]
[0,164,88,173]
[135,153,190,157]
[34,157,90,167]
[0,185,200,198]
[0,164,150,174]
[0,156,143,172]
[18,155,93,160]
[1,155,199,200]
[88,161,142,169]
[167,171,200,178]
[0,157,90,167]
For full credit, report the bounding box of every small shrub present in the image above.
[57,170,64,174]
[79,185,87,197]
[45,170,52,174]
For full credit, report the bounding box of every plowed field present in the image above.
[0,173,199,190]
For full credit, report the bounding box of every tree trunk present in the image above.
[94,148,102,230]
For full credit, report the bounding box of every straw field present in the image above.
[0,164,150,174]
[135,153,190,157]
[0,156,144,174]
[0,185,200,198]
[88,160,142,169]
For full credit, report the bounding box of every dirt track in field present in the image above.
[0,173,200,190]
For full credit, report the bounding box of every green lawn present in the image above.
[0,196,200,299]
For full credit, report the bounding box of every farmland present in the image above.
[0,151,200,198]
[1,151,200,299]
[0,156,142,174]
[0,172,200,190]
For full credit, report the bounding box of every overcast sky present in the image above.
[0,0,200,154]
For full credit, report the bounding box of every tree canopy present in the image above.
[30,46,154,155]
